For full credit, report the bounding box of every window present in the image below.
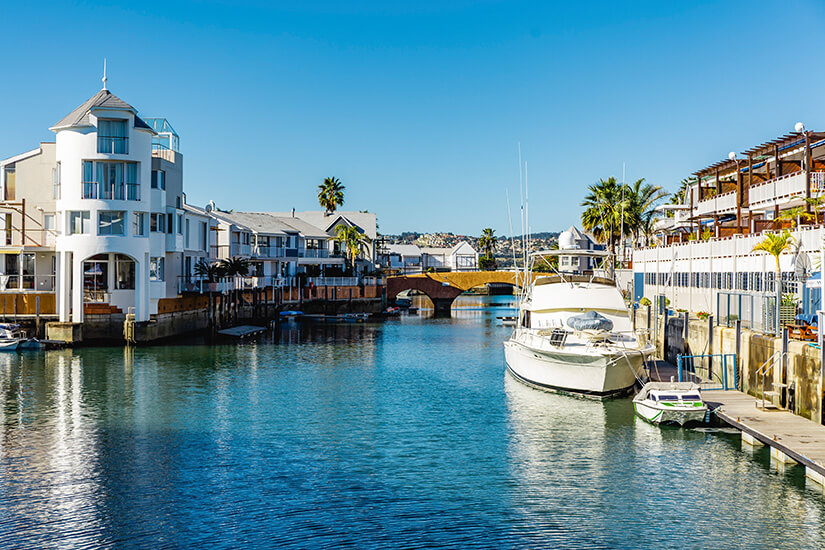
[3,165,15,200]
[82,161,138,200]
[133,212,146,236]
[149,257,165,281]
[97,119,128,154]
[185,219,190,248]
[201,221,208,251]
[176,196,181,209]
[150,213,166,233]
[98,211,125,235]
[151,170,166,190]
[69,211,90,235]
[242,232,250,245]
[167,213,174,234]
[115,254,135,289]
[53,162,61,199]
[126,163,139,200]
[177,214,183,235]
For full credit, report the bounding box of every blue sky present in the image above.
[2,1,825,236]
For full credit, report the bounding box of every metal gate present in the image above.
[676,353,738,391]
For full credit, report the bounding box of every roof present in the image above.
[268,211,378,240]
[420,247,452,256]
[386,244,422,256]
[450,241,478,255]
[1,146,43,167]
[271,216,329,238]
[50,89,153,132]
[211,211,301,235]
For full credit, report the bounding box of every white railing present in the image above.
[301,249,330,259]
[307,277,359,287]
[253,246,286,258]
[0,274,55,292]
[748,171,806,208]
[695,190,737,216]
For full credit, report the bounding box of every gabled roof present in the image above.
[210,211,298,235]
[50,89,153,132]
[268,211,378,240]
[386,244,422,256]
[450,241,478,255]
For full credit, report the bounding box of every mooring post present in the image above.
[781,326,789,408]
[677,354,682,382]
[35,296,40,337]
[735,319,742,390]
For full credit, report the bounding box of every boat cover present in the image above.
[566,311,613,332]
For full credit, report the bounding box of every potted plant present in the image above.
[780,293,798,327]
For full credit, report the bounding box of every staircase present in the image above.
[755,351,787,410]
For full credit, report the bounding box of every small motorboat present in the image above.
[18,338,42,350]
[0,323,23,351]
[633,381,708,426]
[394,298,412,308]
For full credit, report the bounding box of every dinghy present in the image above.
[633,381,708,426]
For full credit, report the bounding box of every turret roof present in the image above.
[50,89,153,132]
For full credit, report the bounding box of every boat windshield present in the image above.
[681,394,701,401]
[654,394,680,401]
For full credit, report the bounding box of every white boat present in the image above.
[633,381,708,426]
[504,249,653,398]
[0,323,23,351]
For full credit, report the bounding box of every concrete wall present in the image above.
[635,306,823,424]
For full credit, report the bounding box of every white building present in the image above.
[0,85,209,323]
[557,226,600,273]
[421,241,479,271]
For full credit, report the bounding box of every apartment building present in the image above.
[633,126,825,332]
[0,86,210,323]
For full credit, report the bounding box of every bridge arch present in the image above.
[386,271,536,315]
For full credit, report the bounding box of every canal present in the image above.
[1,295,824,548]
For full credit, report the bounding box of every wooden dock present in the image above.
[217,325,267,339]
[704,389,825,485]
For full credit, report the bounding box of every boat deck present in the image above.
[217,325,267,338]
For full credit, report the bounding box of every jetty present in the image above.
[217,325,267,339]
[705,389,825,485]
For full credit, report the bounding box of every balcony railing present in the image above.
[307,277,359,287]
[177,275,297,294]
[748,171,807,209]
[0,274,55,292]
[253,246,286,258]
[695,190,737,217]
[97,136,129,154]
[301,249,329,259]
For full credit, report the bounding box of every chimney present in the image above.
[291,208,295,217]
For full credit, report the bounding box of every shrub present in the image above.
[639,297,651,307]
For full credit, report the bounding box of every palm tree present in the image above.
[219,256,250,277]
[336,225,371,273]
[194,258,225,282]
[776,206,813,229]
[478,228,497,257]
[581,177,626,260]
[804,196,825,223]
[753,230,794,334]
[623,178,667,246]
[318,177,345,215]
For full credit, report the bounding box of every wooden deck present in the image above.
[705,389,825,480]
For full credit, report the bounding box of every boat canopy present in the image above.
[566,311,614,332]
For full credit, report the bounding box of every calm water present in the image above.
[1,295,824,549]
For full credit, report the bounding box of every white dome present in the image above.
[558,230,577,250]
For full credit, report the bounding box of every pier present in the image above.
[705,389,825,486]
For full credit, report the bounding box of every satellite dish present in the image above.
[795,251,813,282]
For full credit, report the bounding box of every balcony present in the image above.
[748,171,808,209]
[301,249,330,259]
[178,275,296,294]
[696,190,737,217]
[253,246,286,258]
[97,136,128,155]
[0,274,55,292]
[228,243,252,257]
[307,277,359,287]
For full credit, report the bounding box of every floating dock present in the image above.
[217,325,267,339]
[704,389,825,486]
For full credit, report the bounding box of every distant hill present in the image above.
[504,231,560,240]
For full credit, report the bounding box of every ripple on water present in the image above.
[0,297,824,549]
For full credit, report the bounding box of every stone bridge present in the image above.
[386,271,538,315]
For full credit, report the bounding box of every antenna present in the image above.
[506,189,519,292]
[620,162,625,267]
[102,58,108,90]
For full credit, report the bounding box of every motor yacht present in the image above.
[504,249,653,397]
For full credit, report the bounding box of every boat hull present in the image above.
[633,400,707,426]
[0,339,20,351]
[504,339,644,397]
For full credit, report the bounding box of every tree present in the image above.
[776,206,813,229]
[318,177,345,215]
[623,178,667,246]
[194,258,225,282]
[478,228,498,270]
[753,230,795,334]
[804,196,825,223]
[581,177,624,257]
[219,256,250,277]
[336,225,371,273]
